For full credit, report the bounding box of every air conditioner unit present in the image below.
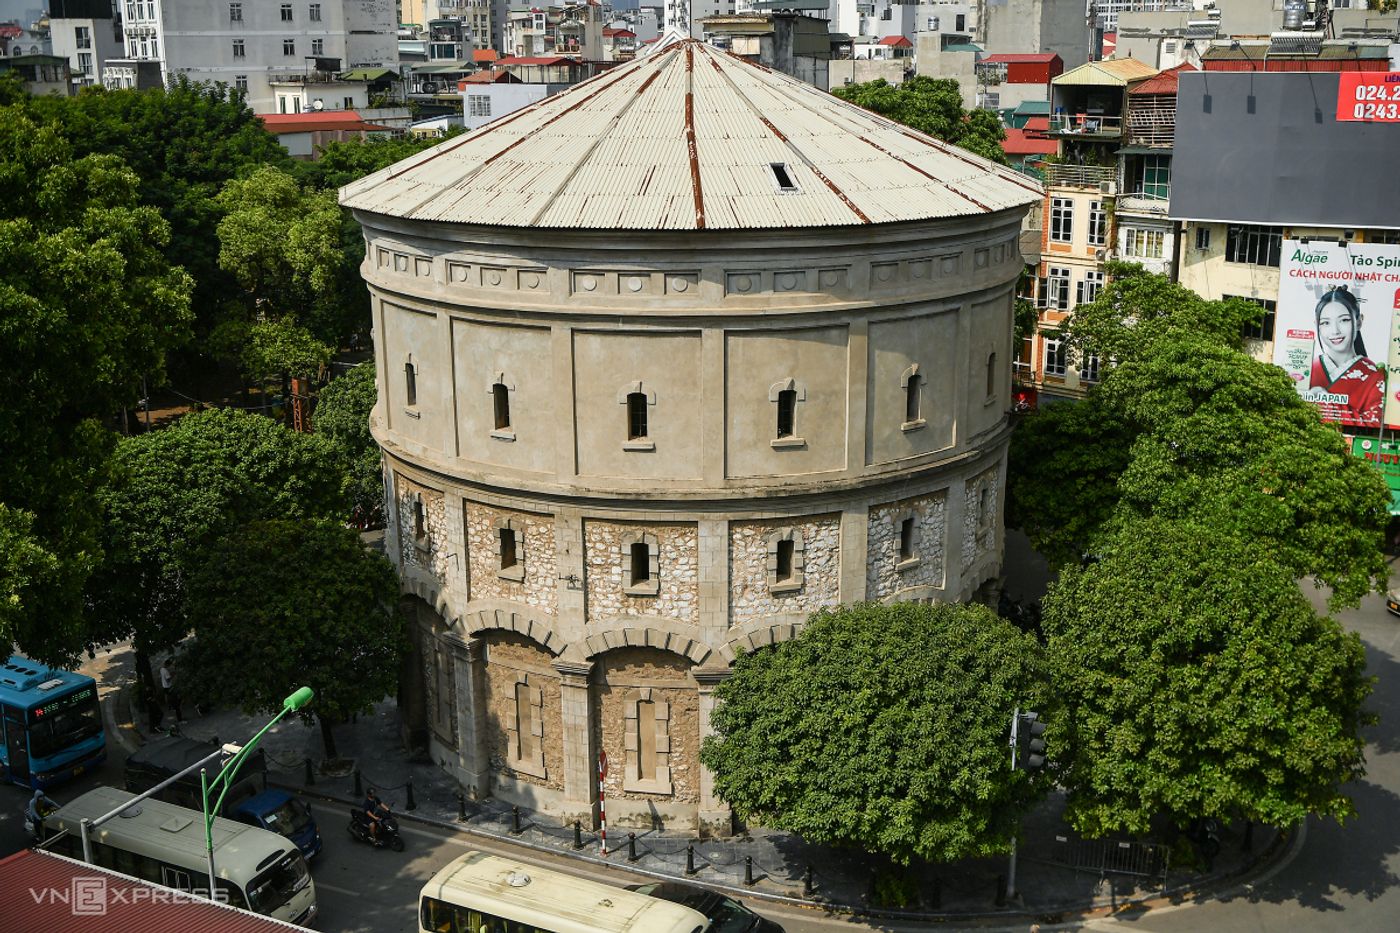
[1098,181,1113,194]
[1094,248,1107,261]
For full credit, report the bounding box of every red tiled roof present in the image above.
[980,52,1062,64]
[0,850,301,933]
[258,111,391,133]
[1023,116,1049,132]
[1130,62,1197,94]
[472,48,499,63]
[1002,128,1058,156]
[603,27,636,38]
[460,69,519,84]
[0,24,21,38]
[496,55,574,66]
[877,35,913,47]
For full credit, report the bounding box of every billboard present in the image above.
[1274,239,1400,428]
[1335,73,1400,123]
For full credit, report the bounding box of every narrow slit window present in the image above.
[499,527,517,569]
[627,391,648,440]
[775,538,795,582]
[776,388,796,438]
[899,517,915,561]
[906,372,922,423]
[979,488,991,523]
[492,382,511,430]
[629,542,651,586]
[405,361,418,406]
[986,352,997,397]
[413,497,425,539]
[770,162,797,192]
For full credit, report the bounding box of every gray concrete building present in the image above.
[342,39,1040,833]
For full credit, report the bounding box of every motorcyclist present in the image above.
[361,788,387,843]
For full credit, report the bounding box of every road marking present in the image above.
[313,881,364,897]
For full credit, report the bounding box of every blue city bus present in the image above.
[0,655,107,789]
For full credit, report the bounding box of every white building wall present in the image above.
[49,16,122,87]
[462,81,549,129]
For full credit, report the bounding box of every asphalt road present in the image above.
[3,572,1398,933]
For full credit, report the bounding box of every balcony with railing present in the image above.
[1048,112,1124,138]
[1042,163,1117,191]
[1117,191,1169,215]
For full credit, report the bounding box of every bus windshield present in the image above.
[245,852,310,915]
[27,694,102,759]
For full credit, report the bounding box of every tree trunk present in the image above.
[317,713,339,760]
[133,644,156,696]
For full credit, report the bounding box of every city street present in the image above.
[2,570,1398,933]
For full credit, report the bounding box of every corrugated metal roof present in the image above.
[1053,57,1158,87]
[0,849,305,933]
[340,39,1041,230]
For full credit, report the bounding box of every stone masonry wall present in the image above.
[727,514,841,627]
[481,635,564,790]
[465,501,558,613]
[866,493,947,600]
[584,521,699,624]
[395,476,451,584]
[592,648,699,805]
[961,466,1000,571]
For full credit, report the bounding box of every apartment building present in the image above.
[109,0,397,114]
[47,0,122,89]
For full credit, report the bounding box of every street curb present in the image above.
[281,778,1300,926]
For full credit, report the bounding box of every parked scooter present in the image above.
[347,800,404,851]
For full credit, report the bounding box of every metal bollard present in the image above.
[406,778,417,811]
[574,820,583,850]
[304,758,316,786]
[457,792,467,822]
[511,806,522,835]
[627,833,638,863]
[803,865,813,895]
[745,856,754,886]
[353,768,363,797]
[929,877,941,910]
[995,874,1007,907]
[686,844,696,876]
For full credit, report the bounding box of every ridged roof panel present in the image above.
[340,41,1042,230]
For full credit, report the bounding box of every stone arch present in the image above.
[462,603,564,656]
[400,572,457,629]
[719,617,808,664]
[580,616,713,665]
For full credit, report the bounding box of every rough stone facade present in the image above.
[584,521,700,624]
[480,634,565,791]
[866,493,947,601]
[420,626,459,749]
[395,476,451,583]
[592,648,700,807]
[961,466,1000,572]
[465,502,558,613]
[727,514,841,627]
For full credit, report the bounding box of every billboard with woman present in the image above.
[1273,240,1400,428]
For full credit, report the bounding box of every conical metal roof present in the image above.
[340,41,1042,231]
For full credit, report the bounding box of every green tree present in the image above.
[1043,517,1373,836]
[86,409,348,686]
[831,76,1009,165]
[701,602,1049,865]
[1009,265,1389,609]
[22,78,292,345]
[216,165,364,348]
[0,108,193,664]
[315,362,383,522]
[181,519,406,760]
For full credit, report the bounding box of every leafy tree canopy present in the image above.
[1043,516,1373,835]
[315,362,382,521]
[701,602,1049,865]
[0,107,193,664]
[86,408,349,661]
[241,318,334,383]
[181,519,406,760]
[1010,265,1389,608]
[831,76,1008,165]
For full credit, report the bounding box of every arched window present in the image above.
[404,358,418,407]
[492,381,511,430]
[776,388,797,439]
[986,352,997,399]
[627,392,648,440]
[906,371,922,423]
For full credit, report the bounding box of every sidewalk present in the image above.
[103,658,1284,924]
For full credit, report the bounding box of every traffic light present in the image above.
[1012,710,1047,771]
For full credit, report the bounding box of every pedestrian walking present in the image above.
[160,658,184,722]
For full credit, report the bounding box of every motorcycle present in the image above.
[348,803,404,851]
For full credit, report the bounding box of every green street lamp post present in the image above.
[200,686,314,900]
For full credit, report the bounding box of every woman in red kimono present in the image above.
[1308,285,1383,427]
